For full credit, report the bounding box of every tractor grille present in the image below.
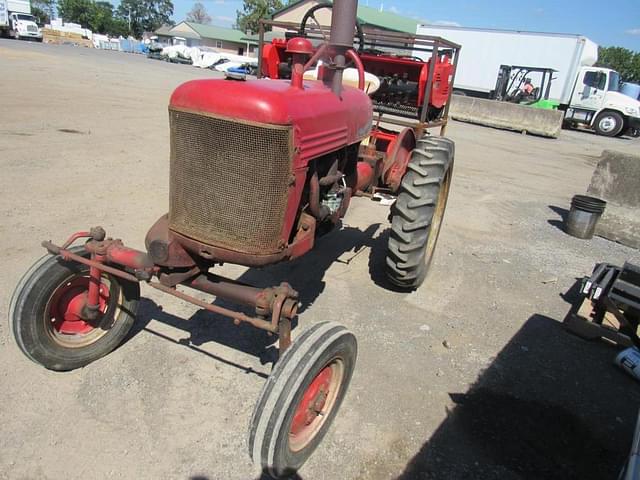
[168,109,293,255]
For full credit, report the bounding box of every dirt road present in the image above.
[1,40,639,480]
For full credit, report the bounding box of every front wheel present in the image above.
[9,246,140,371]
[386,135,454,290]
[248,321,357,478]
[594,111,624,137]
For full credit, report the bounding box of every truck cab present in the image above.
[564,66,640,137]
[8,11,41,40]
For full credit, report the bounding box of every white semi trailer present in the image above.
[416,25,640,137]
[0,0,42,41]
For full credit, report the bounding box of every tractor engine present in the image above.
[148,39,372,268]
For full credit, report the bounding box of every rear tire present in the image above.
[9,246,140,371]
[386,135,454,290]
[594,111,624,137]
[249,322,357,478]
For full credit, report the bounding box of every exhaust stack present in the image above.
[327,0,359,97]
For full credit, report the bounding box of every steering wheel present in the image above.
[298,2,365,53]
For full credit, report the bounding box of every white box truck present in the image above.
[0,0,42,41]
[416,25,640,137]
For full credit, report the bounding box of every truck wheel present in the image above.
[249,322,357,478]
[9,246,139,371]
[386,135,454,290]
[594,111,624,137]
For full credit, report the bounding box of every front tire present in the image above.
[9,246,140,371]
[386,135,454,290]
[248,322,357,478]
[594,111,624,137]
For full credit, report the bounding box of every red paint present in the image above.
[383,127,415,191]
[355,161,374,191]
[170,77,372,249]
[86,253,104,309]
[49,277,109,334]
[261,39,286,79]
[286,37,313,55]
[106,244,154,270]
[290,365,333,437]
[170,79,371,142]
[423,55,453,109]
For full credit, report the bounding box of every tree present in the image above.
[116,0,174,38]
[31,6,49,25]
[236,0,284,33]
[31,0,55,25]
[597,46,640,83]
[89,1,116,33]
[186,2,211,24]
[57,0,94,27]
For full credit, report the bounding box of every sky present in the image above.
[165,0,640,50]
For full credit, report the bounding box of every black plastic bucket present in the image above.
[565,195,607,239]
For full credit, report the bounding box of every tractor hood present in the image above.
[170,78,372,160]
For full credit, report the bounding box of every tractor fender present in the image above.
[382,128,416,192]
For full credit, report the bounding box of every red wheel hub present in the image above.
[49,277,109,335]
[290,366,333,438]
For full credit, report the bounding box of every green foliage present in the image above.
[235,0,284,33]
[58,0,137,36]
[116,0,174,38]
[57,0,94,28]
[597,46,640,83]
[31,0,55,24]
[31,6,49,25]
[186,2,211,24]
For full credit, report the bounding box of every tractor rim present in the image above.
[289,358,345,452]
[45,274,119,348]
[424,167,452,261]
[599,115,617,133]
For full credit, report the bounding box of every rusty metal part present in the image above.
[189,273,265,309]
[303,42,328,73]
[278,316,292,354]
[168,108,293,256]
[145,215,197,268]
[84,252,105,320]
[382,127,416,192]
[158,266,201,287]
[59,231,92,249]
[308,171,330,221]
[148,282,279,333]
[43,241,141,284]
[329,0,358,49]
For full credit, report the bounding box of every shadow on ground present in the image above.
[547,204,569,232]
[127,223,386,373]
[396,313,639,480]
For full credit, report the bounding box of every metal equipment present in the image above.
[492,65,558,109]
[564,262,640,348]
[9,1,459,477]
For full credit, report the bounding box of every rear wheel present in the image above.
[249,322,357,478]
[594,111,624,137]
[9,246,139,371]
[386,135,454,290]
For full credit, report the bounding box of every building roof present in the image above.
[164,22,249,43]
[154,25,173,36]
[272,0,418,34]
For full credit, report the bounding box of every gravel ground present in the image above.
[1,39,640,480]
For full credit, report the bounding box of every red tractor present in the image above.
[8,1,459,477]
